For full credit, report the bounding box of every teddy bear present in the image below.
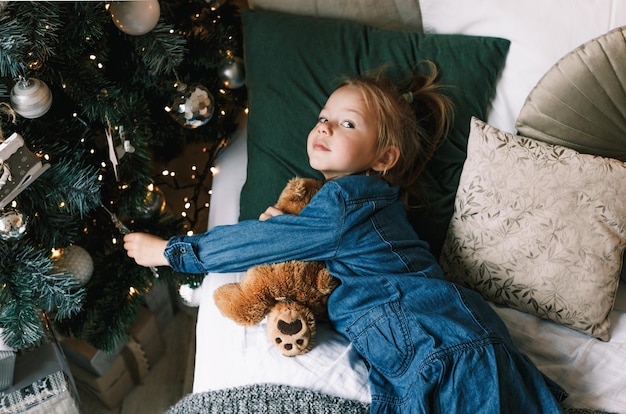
[213,177,338,357]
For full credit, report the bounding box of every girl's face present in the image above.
[307,85,382,180]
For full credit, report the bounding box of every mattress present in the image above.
[190,119,626,412]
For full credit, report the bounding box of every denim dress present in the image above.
[165,175,566,413]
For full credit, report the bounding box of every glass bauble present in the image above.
[135,185,166,218]
[168,83,215,129]
[54,245,94,286]
[10,78,52,119]
[0,210,27,241]
[218,57,245,89]
[110,0,160,36]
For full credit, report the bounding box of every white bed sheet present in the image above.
[494,291,626,412]
[420,0,626,135]
[192,116,626,411]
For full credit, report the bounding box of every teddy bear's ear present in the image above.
[275,177,323,215]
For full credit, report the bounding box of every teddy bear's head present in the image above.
[267,300,316,357]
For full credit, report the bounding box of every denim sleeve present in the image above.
[164,185,346,274]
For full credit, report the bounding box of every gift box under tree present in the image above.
[0,341,80,414]
[0,330,15,392]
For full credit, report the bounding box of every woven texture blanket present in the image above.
[166,384,368,414]
[166,383,610,414]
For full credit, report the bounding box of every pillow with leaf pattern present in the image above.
[440,117,626,340]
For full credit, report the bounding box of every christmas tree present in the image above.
[0,0,246,352]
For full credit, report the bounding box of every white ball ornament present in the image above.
[110,0,160,36]
[10,78,52,119]
[54,245,94,286]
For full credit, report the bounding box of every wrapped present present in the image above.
[0,342,80,414]
[0,132,50,210]
[61,337,125,377]
[0,330,15,391]
[144,283,174,330]
[69,350,135,410]
[0,351,15,392]
[67,307,165,408]
[129,306,165,373]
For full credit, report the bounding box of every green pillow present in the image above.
[240,9,510,258]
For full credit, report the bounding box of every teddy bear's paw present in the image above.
[267,301,316,357]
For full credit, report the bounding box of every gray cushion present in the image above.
[516,26,626,162]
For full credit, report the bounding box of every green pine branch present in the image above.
[0,240,85,350]
[0,0,247,351]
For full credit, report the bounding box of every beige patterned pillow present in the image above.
[440,117,626,340]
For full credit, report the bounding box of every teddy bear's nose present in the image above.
[278,319,303,335]
[284,344,293,350]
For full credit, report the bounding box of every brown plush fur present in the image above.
[213,178,338,357]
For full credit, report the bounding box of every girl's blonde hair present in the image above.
[339,62,454,205]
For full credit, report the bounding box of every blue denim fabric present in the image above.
[165,175,566,413]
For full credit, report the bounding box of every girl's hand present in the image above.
[259,206,284,221]
[123,233,170,267]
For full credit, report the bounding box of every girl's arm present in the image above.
[124,205,285,268]
[125,181,347,274]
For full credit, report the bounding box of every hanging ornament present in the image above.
[218,56,245,89]
[10,77,52,119]
[178,284,201,308]
[104,117,120,181]
[0,209,27,241]
[0,132,51,210]
[114,125,136,160]
[135,184,166,219]
[167,82,215,129]
[109,0,160,36]
[52,245,94,286]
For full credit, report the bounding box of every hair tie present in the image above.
[402,91,414,104]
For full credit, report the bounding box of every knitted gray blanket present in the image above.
[166,384,368,414]
[166,383,610,414]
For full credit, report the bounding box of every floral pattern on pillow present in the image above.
[440,117,626,340]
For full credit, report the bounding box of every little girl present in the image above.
[124,64,566,413]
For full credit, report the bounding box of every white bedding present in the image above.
[191,119,626,411]
[190,2,626,411]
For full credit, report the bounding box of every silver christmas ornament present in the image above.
[10,78,52,119]
[135,185,166,218]
[218,57,245,89]
[168,83,215,129]
[0,209,27,241]
[110,0,160,36]
[54,245,94,286]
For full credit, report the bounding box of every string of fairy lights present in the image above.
[0,0,248,351]
[154,143,221,236]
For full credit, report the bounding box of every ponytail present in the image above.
[402,61,454,195]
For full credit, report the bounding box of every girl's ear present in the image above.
[372,146,400,173]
